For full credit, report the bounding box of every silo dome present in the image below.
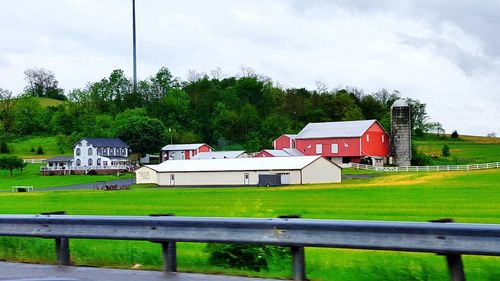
[392,99,409,108]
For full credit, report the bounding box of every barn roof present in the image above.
[146,156,327,172]
[296,120,378,139]
[161,143,211,151]
[75,138,129,148]
[191,151,245,159]
[261,149,304,157]
[284,134,297,139]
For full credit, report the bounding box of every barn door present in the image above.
[244,173,250,185]
[279,173,290,185]
[170,174,175,186]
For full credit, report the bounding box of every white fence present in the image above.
[23,159,46,164]
[349,162,500,172]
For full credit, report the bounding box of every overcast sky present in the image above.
[1,0,499,136]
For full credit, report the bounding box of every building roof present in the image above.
[261,149,304,157]
[47,156,74,162]
[161,143,210,151]
[296,120,378,139]
[145,156,325,172]
[75,138,129,148]
[392,99,409,108]
[191,151,245,160]
[284,134,297,139]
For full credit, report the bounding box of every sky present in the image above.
[0,0,499,136]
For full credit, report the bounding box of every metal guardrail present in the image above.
[349,162,500,172]
[0,214,499,281]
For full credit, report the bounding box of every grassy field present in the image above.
[414,134,500,165]
[1,136,72,159]
[37,97,65,108]
[0,164,132,190]
[0,169,498,280]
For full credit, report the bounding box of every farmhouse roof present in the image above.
[75,138,129,148]
[46,156,74,162]
[191,151,245,159]
[284,134,297,139]
[147,156,324,172]
[161,143,211,151]
[296,120,378,139]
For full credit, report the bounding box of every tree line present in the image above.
[0,67,442,155]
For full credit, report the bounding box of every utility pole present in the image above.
[132,0,137,92]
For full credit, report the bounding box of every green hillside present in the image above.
[36,97,65,107]
[1,136,72,159]
[414,134,500,165]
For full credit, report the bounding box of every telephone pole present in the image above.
[132,0,137,92]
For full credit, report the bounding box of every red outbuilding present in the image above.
[160,143,213,162]
[273,120,390,165]
[273,134,297,150]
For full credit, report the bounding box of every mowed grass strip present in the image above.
[0,169,499,280]
[0,164,132,190]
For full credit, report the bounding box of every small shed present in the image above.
[135,156,341,186]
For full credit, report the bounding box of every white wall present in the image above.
[135,167,158,184]
[301,157,341,184]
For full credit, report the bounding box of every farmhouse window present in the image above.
[97,148,102,155]
[88,159,93,166]
[103,161,108,166]
[88,148,93,156]
[76,148,81,156]
[315,144,322,154]
[110,148,114,156]
[382,135,385,142]
[331,144,338,153]
[366,134,370,142]
[122,148,126,155]
[97,158,101,165]
[76,159,81,166]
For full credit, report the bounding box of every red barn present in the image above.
[276,120,390,165]
[160,143,213,162]
[273,134,297,150]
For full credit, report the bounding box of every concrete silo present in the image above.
[391,99,412,166]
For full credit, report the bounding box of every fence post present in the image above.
[279,215,306,281]
[42,211,70,266]
[150,213,177,272]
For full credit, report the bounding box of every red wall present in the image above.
[185,144,212,159]
[361,123,390,157]
[255,150,274,157]
[295,137,361,157]
[273,135,295,150]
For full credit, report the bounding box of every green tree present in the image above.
[0,156,27,176]
[116,116,166,156]
[0,88,17,133]
[24,68,66,100]
[442,144,450,157]
[451,130,459,139]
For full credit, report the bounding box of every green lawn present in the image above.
[1,136,73,159]
[0,169,499,280]
[414,135,500,165]
[0,164,132,190]
[37,97,65,108]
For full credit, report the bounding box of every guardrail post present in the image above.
[150,213,177,272]
[279,215,306,281]
[430,218,466,281]
[42,211,70,266]
[446,254,466,281]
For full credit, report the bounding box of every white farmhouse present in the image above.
[42,138,131,175]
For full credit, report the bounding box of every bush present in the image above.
[411,145,431,166]
[0,141,9,153]
[205,243,291,272]
[413,128,425,137]
[30,147,35,153]
[441,144,450,157]
[36,146,44,155]
[451,130,459,139]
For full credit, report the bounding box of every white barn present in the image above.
[135,156,341,186]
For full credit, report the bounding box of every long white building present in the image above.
[135,156,341,186]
